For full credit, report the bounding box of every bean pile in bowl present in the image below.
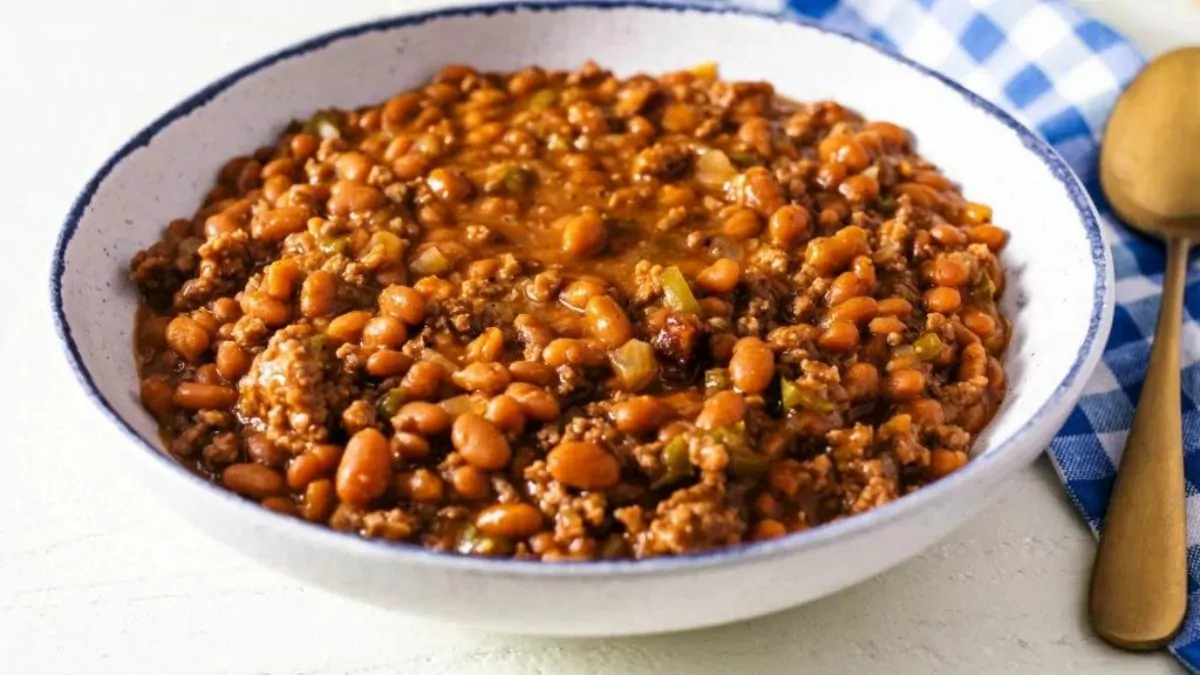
[130,61,1008,561]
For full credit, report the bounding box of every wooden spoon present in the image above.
[1090,47,1200,650]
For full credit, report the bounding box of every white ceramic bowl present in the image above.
[51,1,1111,636]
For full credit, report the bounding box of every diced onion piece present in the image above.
[728,449,770,479]
[690,62,719,81]
[410,245,453,275]
[376,388,406,419]
[661,266,700,314]
[695,149,738,190]
[529,89,558,109]
[651,436,692,489]
[781,379,835,412]
[704,368,731,394]
[609,339,659,392]
[420,349,460,374]
[307,110,342,140]
[440,394,488,419]
[913,333,947,361]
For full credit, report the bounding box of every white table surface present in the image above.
[3,1,1197,673]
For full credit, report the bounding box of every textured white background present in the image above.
[3,1,1198,673]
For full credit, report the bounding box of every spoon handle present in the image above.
[1090,236,1190,650]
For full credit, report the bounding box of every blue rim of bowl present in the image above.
[50,0,1110,577]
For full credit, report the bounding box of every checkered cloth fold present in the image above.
[710,0,1199,667]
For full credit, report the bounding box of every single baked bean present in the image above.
[886,369,926,400]
[240,292,290,327]
[300,270,337,318]
[843,362,880,400]
[924,287,962,314]
[302,479,334,522]
[559,278,608,311]
[401,361,447,400]
[826,272,861,307]
[210,297,241,323]
[190,309,221,335]
[310,443,343,471]
[392,432,432,461]
[262,259,300,300]
[610,396,667,434]
[585,296,633,349]
[327,310,373,343]
[959,342,988,381]
[962,202,993,226]
[896,182,940,208]
[223,463,284,499]
[751,518,787,541]
[561,212,607,257]
[166,315,210,362]
[328,180,384,216]
[362,315,408,349]
[450,466,491,501]
[286,452,324,490]
[696,259,741,294]
[721,208,763,240]
[290,133,318,160]
[140,378,175,417]
[391,152,429,180]
[767,205,810,248]
[865,310,906,335]
[698,297,731,318]
[173,382,236,410]
[709,332,738,364]
[241,434,284,468]
[930,449,968,477]
[547,442,621,490]
[427,167,474,202]
[930,256,970,287]
[696,390,746,430]
[930,223,968,246]
[392,401,452,436]
[659,184,696,208]
[335,152,372,182]
[252,205,310,242]
[804,237,849,276]
[397,469,444,503]
[967,224,1007,251]
[452,362,511,394]
[215,341,251,381]
[476,503,544,539]
[194,363,222,386]
[729,337,774,394]
[818,319,860,352]
[961,309,997,337]
[261,156,295,180]
[465,327,505,363]
[378,285,427,324]
[543,338,604,368]
[366,349,410,378]
[508,360,554,386]
[906,398,945,427]
[485,394,526,433]
[876,298,913,317]
[741,167,787,216]
[250,499,294,525]
[336,428,393,505]
[839,174,879,204]
[826,296,877,326]
[452,413,512,471]
[505,382,561,422]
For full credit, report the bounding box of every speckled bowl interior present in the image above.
[51,1,1112,636]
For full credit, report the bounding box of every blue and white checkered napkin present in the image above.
[716,0,1200,666]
